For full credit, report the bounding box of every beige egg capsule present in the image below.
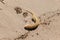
[24,11,40,31]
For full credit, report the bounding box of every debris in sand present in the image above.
[14,7,22,14]
[15,9,60,40]
[24,10,40,31]
[15,31,30,40]
[36,33,39,35]
[56,13,60,16]
[23,12,28,18]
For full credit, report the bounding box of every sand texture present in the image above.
[0,0,60,40]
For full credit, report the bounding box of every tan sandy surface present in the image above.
[0,0,60,40]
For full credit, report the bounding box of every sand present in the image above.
[0,0,60,40]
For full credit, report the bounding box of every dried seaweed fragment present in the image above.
[24,10,40,31]
[14,7,22,14]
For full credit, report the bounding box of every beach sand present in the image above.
[0,0,60,40]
